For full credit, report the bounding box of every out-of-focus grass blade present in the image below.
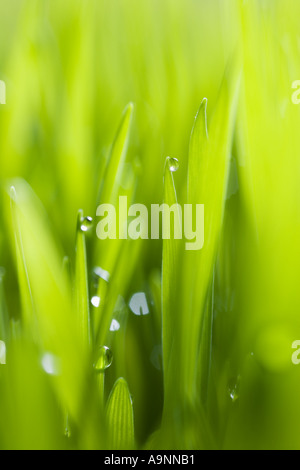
[0,339,66,450]
[75,209,91,350]
[6,179,86,419]
[106,377,135,450]
[0,270,9,342]
[197,272,214,405]
[10,186,34,329]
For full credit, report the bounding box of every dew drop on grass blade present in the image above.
[75,209,91,349]
[161,156,182,411]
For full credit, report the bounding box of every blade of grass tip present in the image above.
[75,209,91,350]
[97,102,134,206]
[106,377,135,450]
[182,97,210,403]
[188,97,208,204]
[10,186,35,329]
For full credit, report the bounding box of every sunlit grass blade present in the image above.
[188,97,208,203]
[182,65,240,400]
[106,377,135,450]
[10,186,34,329]
[0,270,9,343]
[92,103,135,341]
[162,157,182,377]
[197,271,214,405]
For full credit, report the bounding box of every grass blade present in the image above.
[106,377,135,450]
[75,209,91,350]
[6,179,86,418]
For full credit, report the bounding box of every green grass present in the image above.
[0,0,300,450]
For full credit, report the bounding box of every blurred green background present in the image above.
[0,0,300,450]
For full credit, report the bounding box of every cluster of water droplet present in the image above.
[80,216,93,233]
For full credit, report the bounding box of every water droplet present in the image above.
[80,216,93,232]
[228,376,240,403]
[64,413,71,438]
[129,292,149,316]
[110,319,120,331]
[93,266,110,283]
[0,341,6,365]
[91,296,101,308]
[41,353,61,376]
[93,346,113,372]
[167,157,179,172]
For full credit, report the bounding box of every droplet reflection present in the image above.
[41,353,61,376]
[93,266,110,283]
[110,319,120,331]
[0,341,6,365]
[91,296,101,308]
[129,292,149,316]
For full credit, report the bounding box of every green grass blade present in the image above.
[188,97,208,203]
[0,270,9,343]
[106,377,135,450]
[75,209,91,350]
[97,102,134,206]
[162,157,180,370]
[182,66,240,399]
[7,179,86,418]
[161,157,182,407]
[10,186,34,328]
[92,103,135,341]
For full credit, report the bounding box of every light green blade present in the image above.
[106,377,135,450]
[182,65,240,400]
[97,102,134,206]
[161,157,182,379]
